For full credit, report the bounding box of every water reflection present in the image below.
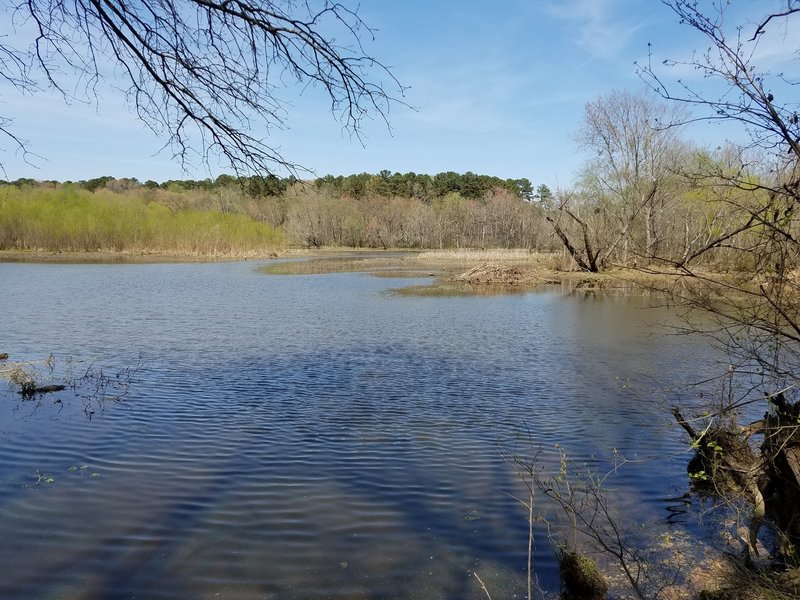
[0,261,721,599]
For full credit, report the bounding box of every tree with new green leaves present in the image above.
[546,90,687,271]
[578,89,686,262]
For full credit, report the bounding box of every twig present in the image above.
[473,571,493,600]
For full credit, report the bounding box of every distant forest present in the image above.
[3,171,540,202]
[0,172,552,253]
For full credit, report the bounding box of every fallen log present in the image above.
[672,406,765,555]
[19,384,66,397]
[675,395,800,562]
[760,394,800,558]
[560,550,607,600]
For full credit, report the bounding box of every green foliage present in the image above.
[0,174,553,252]
[0,185,284,254]
[515,178,534,200]
[536,184,553,202]
[245,174,287,198]
[315,170,530,202]
[68,465,99,478]
[80,176,114,192]
[35,471,56,486]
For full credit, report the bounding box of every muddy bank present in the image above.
[260,250,680,296]
[0,250,287,264]
[0,247,415,265]
[3,248,678,296]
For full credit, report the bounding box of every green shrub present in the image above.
[0,185,284,254]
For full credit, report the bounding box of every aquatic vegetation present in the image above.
[1,353,143,418]
[33,471,56,486]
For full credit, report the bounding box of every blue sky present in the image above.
[0,1,796,188]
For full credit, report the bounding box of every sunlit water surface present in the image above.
[0,261,720,599]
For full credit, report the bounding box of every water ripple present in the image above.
[0,261,722,599]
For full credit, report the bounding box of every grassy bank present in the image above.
[0,185,284,256]
[259,248,665,297]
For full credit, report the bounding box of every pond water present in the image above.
[0,260,720,599]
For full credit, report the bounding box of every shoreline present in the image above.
[0,247,416,264]
[0,248,687,298]
[0,249,284,264]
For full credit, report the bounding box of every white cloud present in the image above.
[747,15,800,73]
[544,0,646,59]
[398,53,532,134]
[649,3,799,81]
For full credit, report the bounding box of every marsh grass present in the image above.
[414,249,582,273]
[0,355,59,397]
[0,185,284,255]
[259,251,628,299]
[261,250,560,276]
[390,282,530,297]
[259,253,440,276]
[415,249,544,263]
[260,257,387,275]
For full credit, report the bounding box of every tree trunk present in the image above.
[545,215,595,272]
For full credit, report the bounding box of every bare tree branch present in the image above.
[1,0,405,175]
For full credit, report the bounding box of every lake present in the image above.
[0,260,719,599]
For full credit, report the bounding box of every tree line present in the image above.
[2,0,799,590]
[3,145,791,263]
[0,172,549,251]
[2,171,536,202]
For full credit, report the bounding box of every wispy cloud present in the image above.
[544,0,645,59]
[651,7,800,82]
[399,53,531,134]
[747,15,800,73]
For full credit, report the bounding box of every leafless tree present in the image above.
[579,89,686,261]
[0,1,403,174]
[547,90,687,271]
[544,189,609,272]
[636,1,800,564]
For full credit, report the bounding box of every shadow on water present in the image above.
[0,260,719,599]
